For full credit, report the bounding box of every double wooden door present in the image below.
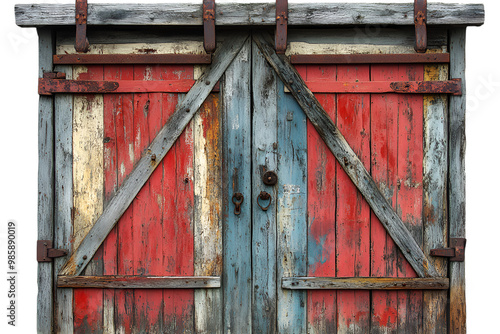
[56,33,450,333]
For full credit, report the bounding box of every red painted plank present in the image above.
[102,64,120,332]
[396,64,424,333]
[335,65,371,332]
[370,64,400,333]
[73,65,105,334]
[113,65,135,333]
[132,65,164,332]
[160,65,195,333]
[306,64,338,333]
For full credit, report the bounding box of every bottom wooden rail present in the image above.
[282,277,449,290]
[58,275,220,289]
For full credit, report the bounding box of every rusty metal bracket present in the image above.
[414,0,427,53]
[75,0,90,53]
[275,0,288,54]
[430,238,466,262]
[37,240,68,263]
[203,0,216,53]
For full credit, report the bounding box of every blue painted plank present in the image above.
[222,39,252,333]
[251,41,278,333]
[276,78,308,334]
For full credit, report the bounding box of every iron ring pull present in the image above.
[232,193,244,215]
[257,191,272,211]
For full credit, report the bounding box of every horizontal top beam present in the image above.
[16,2,484,28]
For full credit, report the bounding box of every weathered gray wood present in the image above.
[282,277,449,290]
[36,27,54,334]
[251,40,278,334]
[57,276,221,289]
[423,57,449,333]
[288,27,448,48]
[276,63,308,334]
[222,38,253,334]
[16,3,485,27]
[54,26,447,49]
[253,32,439,278]
[449,27,467,334]
[53,64,73,334]
[59,32,249,276]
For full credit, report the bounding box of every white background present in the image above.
[0,0,498,333]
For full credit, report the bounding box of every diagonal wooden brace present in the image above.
[253,32,439,278]
[59,32,250,276]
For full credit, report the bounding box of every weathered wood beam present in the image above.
[36,27,55,334]
[282,277,449,290]
[39,78,220,95]
[15,3,484,27]
[287,79,461,95]
[59,32,249,277]
[58,276,221,289]
[449,27,467,334]
[253,32,439,278]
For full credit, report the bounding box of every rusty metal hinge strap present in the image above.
[414,0,427,53]
[37,240,68,263]
[203,0,216,54]
[430,238,466,262]
[275,0,288,54]
[75,0,90,53]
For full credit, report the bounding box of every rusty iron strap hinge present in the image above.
[75,0,90,53]
[203,0,216,54]
[275,0,288,54]
[37,240,68,263]
[414,0,427,53]
[430,238,466,262]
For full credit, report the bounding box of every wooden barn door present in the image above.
[242,35,451,333]
[52,31,453,333]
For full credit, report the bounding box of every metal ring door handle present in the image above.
[257,191,272,211]
[232,193,244,215]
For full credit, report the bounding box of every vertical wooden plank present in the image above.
[36,27,54,334]
[370,64,399,334]
[54,64,74,334]
[423,54,449,334]
[305,64,337,334]
[102,64,127,334]
[277,75,308,334]
[160,65,195,334]
[449,27,467,334]
[113,66,135,334]
[72,65,104,333]
[194,94,222,334]
[251,41,278,334]
[131,64,164,333]
[396,64,424,333]
[335,65,371,333]
[222,39,252,333]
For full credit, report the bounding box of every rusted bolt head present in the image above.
[83,255,88,260]
[205,80,211,85]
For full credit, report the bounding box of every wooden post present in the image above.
[36,27,55,334]
[449,27,467,334]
